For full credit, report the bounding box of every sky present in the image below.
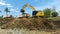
[0,0,60,17]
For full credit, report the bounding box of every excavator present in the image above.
[19,3,44,18]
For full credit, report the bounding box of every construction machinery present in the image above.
[20,4,44,17]
[20,9,30,18]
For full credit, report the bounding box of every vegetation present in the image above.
[44,8,51,18]
[4,7,10,17]
[52,12,58,17]
[10,15,14,18]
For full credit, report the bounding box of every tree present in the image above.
[10,15,14,18]
[4,8,10,17]
[43,8,51,18]
[52,12,58,17]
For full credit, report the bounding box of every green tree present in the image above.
[44,8,51,18]
[4,8,10,17]
[52,12,58,17]
[10,15,14,18]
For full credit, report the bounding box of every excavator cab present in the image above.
[32,11,44,17]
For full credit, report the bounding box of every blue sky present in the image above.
[0,0,60,17]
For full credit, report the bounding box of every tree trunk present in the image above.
[6,12,8,17]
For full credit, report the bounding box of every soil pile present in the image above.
[0,17,59,30]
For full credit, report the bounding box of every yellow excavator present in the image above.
[20,3,44,17]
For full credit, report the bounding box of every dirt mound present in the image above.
[0,18,14,28]
[0,17,56,31]
[53,21,60,28]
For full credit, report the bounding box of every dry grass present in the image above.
[47,17,60,21]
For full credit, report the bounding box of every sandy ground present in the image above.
[0,29,60,34]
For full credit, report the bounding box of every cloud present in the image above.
[0,0,13,7]
[0,2,5,5]
[6,4,13,7]
[10,9,15,11]
[10,9,18,12]
[17,8,19,9]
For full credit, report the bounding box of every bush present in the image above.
[52,12,58,17]
[44,8,51,18]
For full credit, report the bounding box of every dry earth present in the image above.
[0,17,60,34]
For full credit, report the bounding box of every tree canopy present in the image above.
[52,12,58,17]
[43,8,51,18]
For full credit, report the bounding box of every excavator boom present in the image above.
[21,4,36,11]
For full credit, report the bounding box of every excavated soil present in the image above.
[0,17,60,31]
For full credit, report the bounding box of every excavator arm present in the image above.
[21,4,36,11]
[21,3,28,9]
[28,5,36,11]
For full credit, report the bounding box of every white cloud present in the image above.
[0,2,6,5]
[0,0,13,7]
[6,4,13,7]
[10,9,15,11]
[10,9,18,12]
[0,0,18,13]
[17,8,19,9]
